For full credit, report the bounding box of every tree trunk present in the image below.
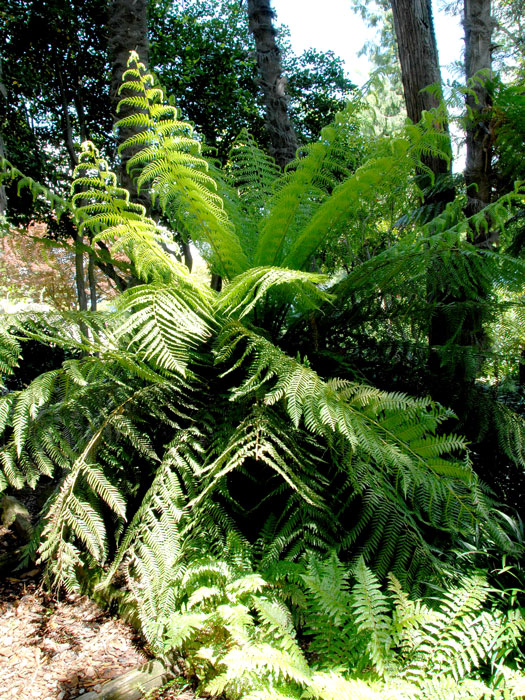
[0,134,7,216]
[88,252,97,312]
[54,68,90,314]
[464,0,494,220]
[246,0,298,169]
[0,61,7,215]
[108,0,150,208]
[74,231,88,312]
[436,0,494,412]
[390,0,451,186]
[390,0,465,403]
[56,61,79,169]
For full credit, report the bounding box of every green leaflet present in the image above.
[216,267,331,320]
[255,103,359,268]
[116,52,249,279]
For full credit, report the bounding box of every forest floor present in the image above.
[0,522,192,700]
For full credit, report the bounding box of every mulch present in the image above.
[0,520,199,700]
[0,536,149,699]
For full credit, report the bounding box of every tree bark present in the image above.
[0,133,7,215]
[0,61,7,215]
[246,0,298,169]
[391,0,464,401]
[54,69,90,313]
[464,0,494,220]
[108,0,150,207]
[88,252,97,312]
[73,231,88,312]
[56,62,79,169]
[436,0,494,407]
[391,0,451,185]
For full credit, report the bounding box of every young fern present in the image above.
[300,554,525,699]
[149,553,525,700]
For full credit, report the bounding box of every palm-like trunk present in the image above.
[246,0,298,169]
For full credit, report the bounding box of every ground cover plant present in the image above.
[1,54,525,697]
[154,552,525,699]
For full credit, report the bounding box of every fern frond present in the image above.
[388,573,432,653]
[10,370,61,456]
[351,558,393,677]
[116,52,248,279]
[35,379,184,586]
[310,672,410,700]
[215,321,512,570]
[193,404,325,509]
[216,267,330,321]
[400,575,524,688]
[71,140,178,283]
[115,282,213,376]
[227,129,281,221]
[217,321,466,472]
[0,322,22,390]
[302,551,352,626]
[207,643,311,694]
[255,102,360,268]
[0,446,25,490]
[0,156,69,215]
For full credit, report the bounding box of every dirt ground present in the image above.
[0,523,194,700]
[0,547,147,698]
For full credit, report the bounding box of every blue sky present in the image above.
[272,0,464,87]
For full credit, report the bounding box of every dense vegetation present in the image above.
[1,0,525,697]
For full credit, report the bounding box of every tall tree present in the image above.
[108,0,150,206]
[390,0,451,187]
[0,0,111,224]
[0,61,7,216]
[150,0,353,160]
[464,0,494,219]
[246,0,298,168]
[0,0,113,311]
[389,0,460,404]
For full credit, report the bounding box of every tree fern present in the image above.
[1,54,524,690]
